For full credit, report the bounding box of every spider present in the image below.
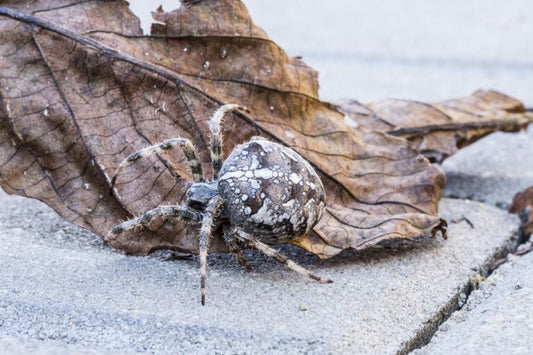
[108,104,331,305]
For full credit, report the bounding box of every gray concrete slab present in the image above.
[0,190,520,354]
[442,127,533,208]
[0,335,130,355]
[245,0,533,104]
[415,244,533,355]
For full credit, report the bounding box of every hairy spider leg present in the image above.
[208,104,249,179]
[109,138,204,195]
[222,225,251,270]
[107,205,202,237]
[199,196,224,305]
[234,228,333,284]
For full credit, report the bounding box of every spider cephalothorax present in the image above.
[108,104,331,305]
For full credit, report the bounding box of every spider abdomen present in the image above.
[218,139,325,244]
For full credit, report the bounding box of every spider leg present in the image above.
[222,225,251,270]
[109,138,204,195]
[107,205,202,237]
[199,196,224,305]
[208,104,249,179]
[234,229,332,284]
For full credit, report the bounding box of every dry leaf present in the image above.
[337,90,533,163]
[509,186,533,237]
[1,0,448,258]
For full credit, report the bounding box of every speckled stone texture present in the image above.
[0,192,521,354]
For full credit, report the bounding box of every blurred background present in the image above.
[129,0,533,105]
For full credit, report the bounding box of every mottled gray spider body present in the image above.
[219,139,325,244]
[108,104,330,305]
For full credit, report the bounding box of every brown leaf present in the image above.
[0,0,446,258]
[337,90,533,163]
[509,186,533,237]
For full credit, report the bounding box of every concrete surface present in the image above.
[0,335,127,355]
[242,0,533,104]
[442,127,533,209]
[415,243,533,355]
[2,0,533,354]
[0,191,521,354]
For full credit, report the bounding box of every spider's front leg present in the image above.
[208,104,249,178]
[109,137,204,196]
[107,205,202,238]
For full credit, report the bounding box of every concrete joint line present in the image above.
[401,227,522,354]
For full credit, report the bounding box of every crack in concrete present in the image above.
[398,206,523,354]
